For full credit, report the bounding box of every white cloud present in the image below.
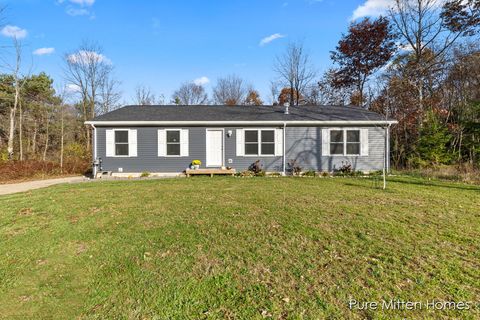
[58,0,95,6]
[68,50,112,65]
[351,0,393,20]
[66,7,90,16]
[193,76,210,86]
[259,33,286,46]
[65,84,81,93]
[69,0,95,6]
[33,47,55,55]
[1,25,27,39]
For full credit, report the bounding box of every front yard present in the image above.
[0,177,479,319]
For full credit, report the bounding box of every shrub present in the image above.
[64,143,89,160]
[0,159,90,183]
[287,160,302,176]
[255,170,266,177]
[248,160,265,177]
[239,170,255,177]
[333,161,353,176]
[140,171,150,178]
[302,170,317,177]
[320,171,330,177]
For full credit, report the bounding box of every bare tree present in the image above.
[389,0,480,111]
[273,41,316,111]
[98,77,121,114]
[172,82,208,105]
[63,41,114,150]
[212,74,248,105]
[134,85,157,105]
[6,38,25,159]
[270,80,280,105]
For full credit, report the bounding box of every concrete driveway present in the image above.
[0,176,85,196]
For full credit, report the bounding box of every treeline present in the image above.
[0,0,479,177]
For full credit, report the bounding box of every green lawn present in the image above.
[0,177,479,319]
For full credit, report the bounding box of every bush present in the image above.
[238,170,255,177]
[248,160,265,177]
[140,171,150,178]
[334,161,353,176]
[287,160,302,176]
[0,159,90,183]
[302,170,317,177]
[64,143,89,160]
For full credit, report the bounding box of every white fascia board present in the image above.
[85,120,398,126]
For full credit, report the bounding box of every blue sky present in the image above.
[0,0,385,103]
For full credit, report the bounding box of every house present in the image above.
[85,105,397,177]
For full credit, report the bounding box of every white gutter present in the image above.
[85,120,398,126]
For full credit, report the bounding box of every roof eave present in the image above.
[85,120,398,126]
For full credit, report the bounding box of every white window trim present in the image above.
[164,128,182,157]
[328,128,362,157]
[243,128,276,157]
[112,129,130,158]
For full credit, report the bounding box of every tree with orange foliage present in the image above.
[278,87,301,106]
[244,89,263,106]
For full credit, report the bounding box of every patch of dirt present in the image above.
[76,243,88,255]
[18,208,34,216]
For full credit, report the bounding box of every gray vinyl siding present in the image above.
[285,126,385,172]
[95,125,386,173]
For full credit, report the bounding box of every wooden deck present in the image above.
[185,168,236,177]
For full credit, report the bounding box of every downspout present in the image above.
[387,123,391,173]
[92,124,97,178]
[283,122,287,176]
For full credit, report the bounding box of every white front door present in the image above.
[206,129,224,167]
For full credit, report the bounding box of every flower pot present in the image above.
[194,165,200,170]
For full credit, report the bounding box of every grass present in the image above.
[0,177,479,319]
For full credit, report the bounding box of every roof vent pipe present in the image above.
[284,103,289,115]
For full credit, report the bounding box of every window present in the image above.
[329,129,361,156]
[346,130,360,155]
[261,131,275,155]
[115,130,129,156]
[166,130,181,156]
[244,129,275,156]
[330,130,344,155]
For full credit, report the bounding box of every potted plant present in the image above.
[191,160,201,170]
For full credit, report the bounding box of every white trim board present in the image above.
[86,120,398,126]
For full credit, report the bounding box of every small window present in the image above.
[330,130,344,155]
[261,130,275,155]
[166,130,181,156]
[115,130,129,156]
[245,130,259,155]
[346,130,360,155]
[244,129,275,156]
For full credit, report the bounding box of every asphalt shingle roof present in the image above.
[90,105,393,122]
